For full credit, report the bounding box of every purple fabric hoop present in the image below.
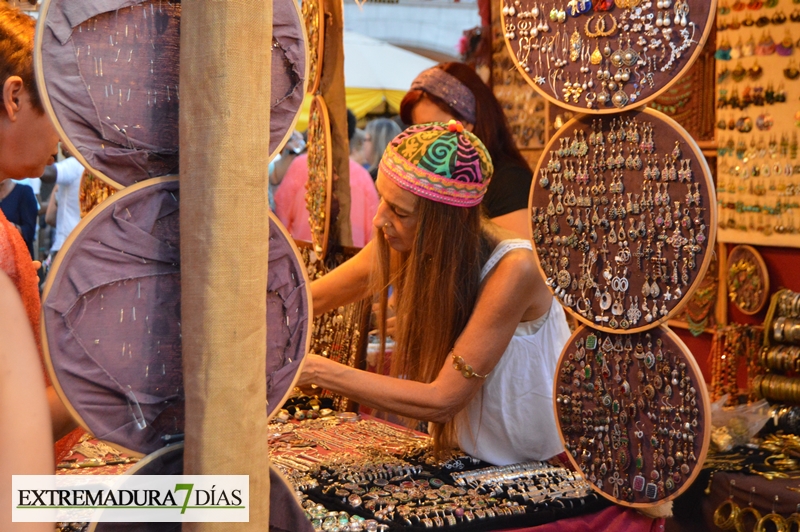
[43,180,309,455]
[39,0,306,186]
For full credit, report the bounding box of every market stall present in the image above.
[28,0,800,529]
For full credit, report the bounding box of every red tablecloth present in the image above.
[504,505,665,532]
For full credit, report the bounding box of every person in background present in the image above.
[268,130,305,211]
[0,5,63,529]
[0,177,37,257]
[401,62,533,239]
[362,118,401,181]
[349,127,369,170]
[300,122,569,465]
[40,146,83,265]
[275,109,378,248]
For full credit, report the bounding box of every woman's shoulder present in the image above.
[482,222,532,250]
[480,224,536,281]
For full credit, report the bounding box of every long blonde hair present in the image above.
[374,197,490,453]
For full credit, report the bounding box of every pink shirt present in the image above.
[274,154,379,248]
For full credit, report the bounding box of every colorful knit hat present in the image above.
[378,120,493,208]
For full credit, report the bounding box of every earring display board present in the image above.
[42,178,311,456]
[501,0,716,114]
[89,444,313,532]
[554,324,711,507]
[726,244,769,315]
[714,2,800,248]
[306,95,334,260]
[491,4,548,150]
[530,108,717,334]
[35,0,308,189]
[302,0,324,95]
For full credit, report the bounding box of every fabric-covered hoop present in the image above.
[42,178,311,455]
[35,0,308,188]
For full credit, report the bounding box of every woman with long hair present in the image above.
[400,62,533,238]
[299,121,568,464]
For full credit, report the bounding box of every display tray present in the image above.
[35,0,308,188]
[501,0,716,113]
[269,417,609,531]
[530,107,717,334]
[42,178,311,456]
[553,324,711,507]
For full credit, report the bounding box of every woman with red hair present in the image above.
[401,62,534,239]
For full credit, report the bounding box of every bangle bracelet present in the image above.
[451,350,490,379]
[755,513,787,532]
[714,499,740,530]
[774,317,786,342]
[736,506,763,532]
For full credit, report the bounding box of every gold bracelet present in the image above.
[736,506,763,532]
[451,350,490,379]
[755,513,787,532]
[714,499,740,530]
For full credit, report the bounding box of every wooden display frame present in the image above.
[553,324,712,508]
[501,0,717,114]
[306,95,334,260]
[303,0,325,95]
[529,107,717,334]
[34,0,308,189]
[42,177,313,457]
[726,244,769,316]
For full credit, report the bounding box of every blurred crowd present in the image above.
[270,111,403,248]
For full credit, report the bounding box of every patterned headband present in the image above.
[378,121,493,208]
[410,67,477,125]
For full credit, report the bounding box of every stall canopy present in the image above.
[296,31,436,130]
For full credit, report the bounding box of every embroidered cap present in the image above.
[378,120,493,208]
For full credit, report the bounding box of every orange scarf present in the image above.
[0,207,46,380]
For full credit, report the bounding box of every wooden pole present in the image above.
[179,1,272,529]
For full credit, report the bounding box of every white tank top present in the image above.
[455,239,569,465]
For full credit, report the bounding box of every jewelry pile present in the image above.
[269,418,605,530]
